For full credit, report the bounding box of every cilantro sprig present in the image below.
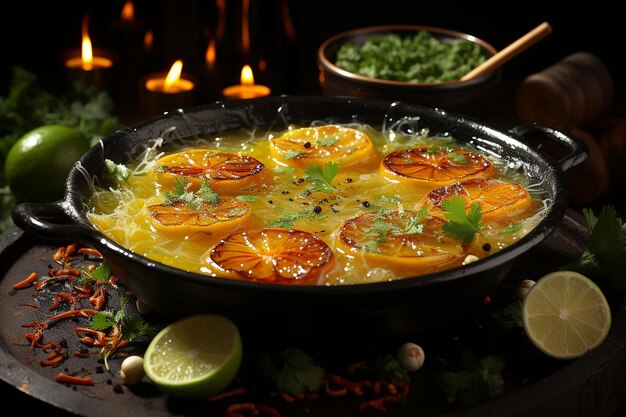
[164,177,219,209]
[90,294,157,370]
[266,208,326,229]
[436,351,505,407]
[441,196,483,244]
[257,348,326,395]
[560,206,626,300]
[302,162,339,195]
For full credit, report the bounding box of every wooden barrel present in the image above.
[515,52,614,128]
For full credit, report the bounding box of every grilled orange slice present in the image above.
[420,178,536,225]
[147,196,250,235]
[337,209,464,275]
[155,149,265,194]
[209,228,334,284]
[380,146,495,186]
[270,125,375,168]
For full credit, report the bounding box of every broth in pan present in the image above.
[87,123,545,285]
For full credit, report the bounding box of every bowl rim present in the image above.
[317,24,499,88]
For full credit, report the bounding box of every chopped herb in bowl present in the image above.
[334,31,487,83]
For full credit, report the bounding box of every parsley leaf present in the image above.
[441,196,483,244]
[257,348,326,395]
[501,223,523,234]
[302,162,338,194]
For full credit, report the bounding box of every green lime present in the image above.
[4,124,90,203]
[143,314,243,398]
[522,270,611,359]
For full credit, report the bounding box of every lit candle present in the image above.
[62,15,115,89]
[64,15,114,71]
[223,65,271,99]
[139,60,196,118]
[145,60,194,93]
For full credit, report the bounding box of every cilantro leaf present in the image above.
[491,300,523,330]
[316,136,339,147]
[447,152,468,166]
[266,208,326,229]
[560,206,626,298]
[257,348,326,395]
[164,177,188,205]
[284,149,307,160]
[89,295,157,370]
[198,178,219,205]
[394,207,428,236]
[272,166,296,175]
[441,196,483,244]
[363,355,410,383]
[303,162,338,194]
[436,351,505,407]
[236,195,259,202]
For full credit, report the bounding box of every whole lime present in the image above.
[4,125,90,203]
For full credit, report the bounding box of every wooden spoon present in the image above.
[461,22,553,81]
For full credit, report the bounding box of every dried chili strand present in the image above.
[55,373,94,386]
[13,272,38,290]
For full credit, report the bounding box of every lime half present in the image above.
[143,314,243,398]
[522,271,611,360]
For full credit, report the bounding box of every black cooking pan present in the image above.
[11,96,587,342]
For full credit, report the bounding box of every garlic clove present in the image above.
[119,355,145,385]
[397,342,425,372]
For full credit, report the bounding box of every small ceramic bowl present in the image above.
[317,25,501,120]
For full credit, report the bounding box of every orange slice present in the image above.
[337,209,464,275]
[155,149,265,194]
[420,179,537,225]
[380,146,495,186]
[270,125,375,168]
[147,196,250,235]
[209,228,334,284]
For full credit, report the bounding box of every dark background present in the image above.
[1,0,624,113]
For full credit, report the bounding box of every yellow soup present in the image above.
[88,124,545,286]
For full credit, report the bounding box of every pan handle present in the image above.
[508,123,588,172]
[11,201,97,243]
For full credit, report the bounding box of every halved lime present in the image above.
[143,314,243,398]
[522,271,611,359]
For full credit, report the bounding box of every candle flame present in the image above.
[165,60,184,92]
[205,39,216,70]
[144,30,154,50]
[121,0,134,22]
[241,65,255,86]
[81,15,94,70]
